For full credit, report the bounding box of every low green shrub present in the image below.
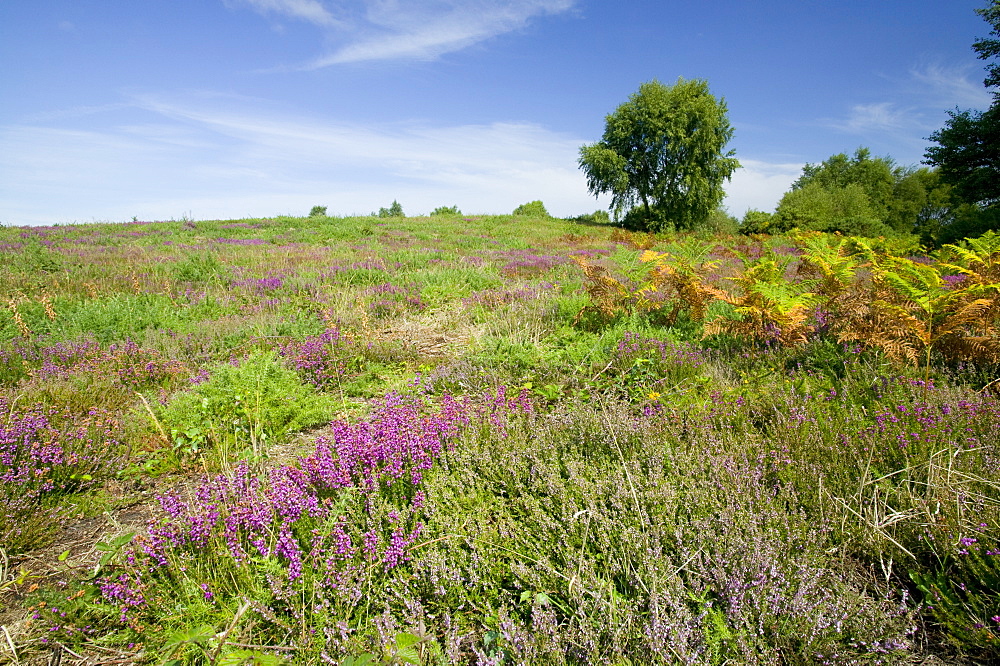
[173,252,224,284]
[512,200,550,217]
[378,200,405,218]
[157,350,332,464]
[569,209,611,225]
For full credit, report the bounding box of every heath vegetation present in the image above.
[4,4,1000,664]
[0,207,998,665]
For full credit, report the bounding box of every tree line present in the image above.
[580,0,1000,247]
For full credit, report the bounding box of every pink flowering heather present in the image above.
[1,398,126,552]
[3,336,188,390]
[99,389,532,630]
[277,327,351,389]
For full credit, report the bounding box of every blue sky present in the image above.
[0,0,994,225]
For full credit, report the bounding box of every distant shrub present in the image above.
[513,200,550,217]
[740,209,775,234]
[569,210,611,225]
[703,208,740,235]
[430,205,462,216]
[308,205,327,217]
[378,200,405,218]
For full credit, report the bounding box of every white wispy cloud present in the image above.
[821,62,993,149]
[837,102,911,134]
[0,93,601,225]
[724,159,803,216]
[227,0,576,67]
[909,63,993,110]
[225,0,344,28]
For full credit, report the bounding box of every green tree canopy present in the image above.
[377,200,404,218]
[792,148,896,214]
[764,148,951,238]
[578,78,740,232]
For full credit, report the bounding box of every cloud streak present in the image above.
[837,102,911,134]
[724,159,803,217]
[821,62,994,148]
[0,93,601,224]
[229,0,576,67]
[226,0,344,28]
[909,63,993,110]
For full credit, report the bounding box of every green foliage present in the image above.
[739,209,775,234]
[3,237,62,276]
[771,148,947,237]
[430,205,461,216]
[341,632,444,665]
[378,200,405,218]
[309,205,328,217]
[578,78,740,232]
[706,251,819,345]
[793,147,897,209]
[925,106,1000,210]
[157,351,332,462]
[910,544,1000,656]
[49,293,186,345]
[569,209,611,225]
[701,208,739,235]
[974,0,1000,89]
[773,181,891,236]
[934,204,1000,247]
[512,200,550,217]
[174,252,225,283]
[891,168,953,242]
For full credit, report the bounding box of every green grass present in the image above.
[1,214,998,663]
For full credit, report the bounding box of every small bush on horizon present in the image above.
[702,208,740,235]
[378,200,405,218]
[430,205,462,216]
[569,209,611,225]
[513,200,550,217]
[308,205,327,217]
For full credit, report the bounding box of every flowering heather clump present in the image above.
[611,331,707,395]
[363,282,426,318]
[495,249,567,277]
[942,274,967,290]
[88,390,529,657]
[2,336,189,391]
[857,390,1000,472]
[1,398,126,553]
[231,275,285,294]
[277,327,352,389]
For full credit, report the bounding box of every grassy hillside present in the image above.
[1,214,998,664]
